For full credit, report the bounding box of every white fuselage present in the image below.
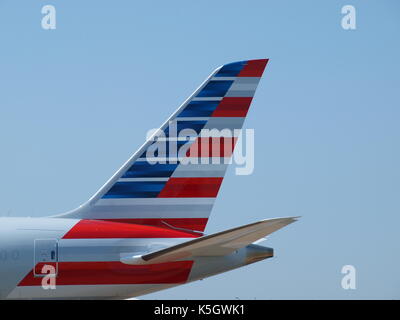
[0,217,272,299]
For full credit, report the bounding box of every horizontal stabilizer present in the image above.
[120,216,298,265]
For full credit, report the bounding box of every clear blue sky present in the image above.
[0,1,399,299]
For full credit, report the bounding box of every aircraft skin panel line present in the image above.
[0,59,299,300]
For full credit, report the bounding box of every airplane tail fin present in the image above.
[57,59,269,232]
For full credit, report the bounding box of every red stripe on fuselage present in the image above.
[157,177,223,198]
[63,219,199,239]
[101,218,208,233]
[19,261,193,286]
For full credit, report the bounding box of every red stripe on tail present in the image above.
[158,177,223,198]
[237,59,269,77]
[211,97,253,117]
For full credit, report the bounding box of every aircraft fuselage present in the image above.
[0,217,273,299]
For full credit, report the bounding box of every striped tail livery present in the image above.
[0,59,298,300]
[59,59,270,233]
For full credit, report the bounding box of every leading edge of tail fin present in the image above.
[57,59,269,232]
